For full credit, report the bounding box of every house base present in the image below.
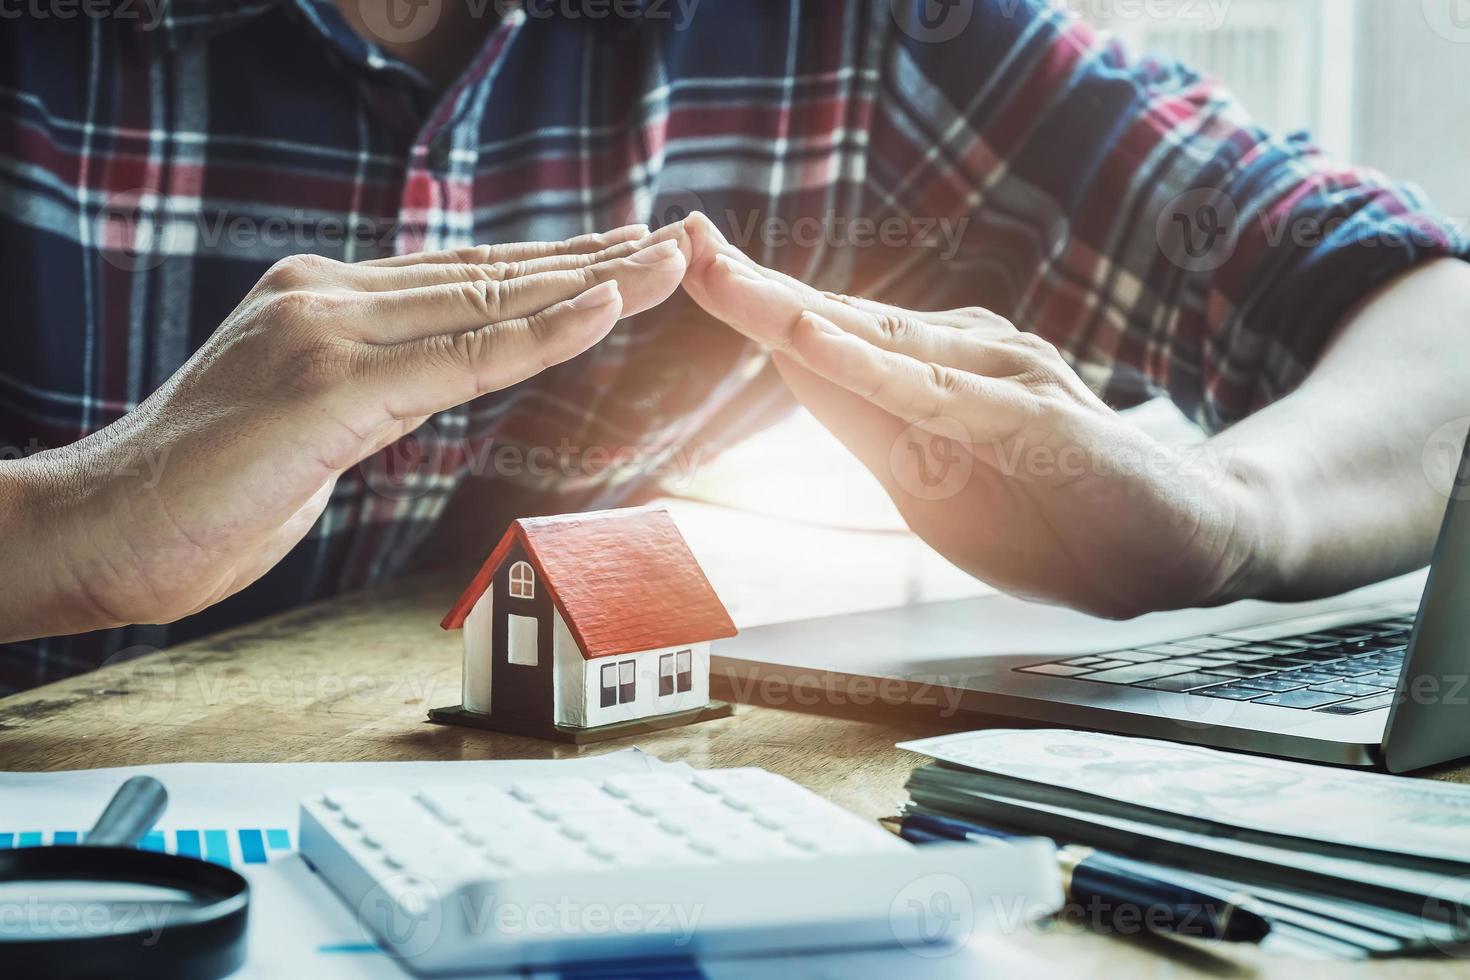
[426,701,735,744]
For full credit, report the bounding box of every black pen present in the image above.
[882,812,1271,943]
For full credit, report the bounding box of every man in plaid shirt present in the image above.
[1,0,1467,692]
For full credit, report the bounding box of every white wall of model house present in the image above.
[462,589,495,714]
[459,589,711,728]
[563,620,711,729]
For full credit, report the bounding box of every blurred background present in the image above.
[1082,0,1470,222]
[1092,0,1357,159]
[665,0,1470,628]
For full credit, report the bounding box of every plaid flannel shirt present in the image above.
[2,0,1463,691]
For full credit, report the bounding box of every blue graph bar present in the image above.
[176,829,202,859]
[1,826,291,863]
[238,829,267,864]
[204,830,231,866]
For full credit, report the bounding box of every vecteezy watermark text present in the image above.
[0,0,165,28]
[0,896,171,946]
[1157,186,1463,273]
[361,428,710,501]
[354,0,701,46]
[356,874,704,959]
[459,896,703,944]
[722,211,971,263]
[98,194,971,272]
[0,437,171,489]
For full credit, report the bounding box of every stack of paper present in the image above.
[898,729,1470,960]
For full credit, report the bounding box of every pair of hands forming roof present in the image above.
[4,213,1272,642]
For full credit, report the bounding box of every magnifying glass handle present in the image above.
[85,775,169,847]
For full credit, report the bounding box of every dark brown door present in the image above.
[489,543,554,726]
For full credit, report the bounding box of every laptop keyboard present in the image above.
[1015,615,1415,714]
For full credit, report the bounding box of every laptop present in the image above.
[714,434,1470,772]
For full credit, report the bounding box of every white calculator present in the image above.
[299,767,1060,974]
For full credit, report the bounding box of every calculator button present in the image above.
[602,774,695,798]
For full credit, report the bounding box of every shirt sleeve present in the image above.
[868,0,1468,433]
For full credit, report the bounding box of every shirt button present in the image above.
[427,134,452,174]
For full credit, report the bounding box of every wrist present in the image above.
[0,440,132,641]
[1205,439,1300,605]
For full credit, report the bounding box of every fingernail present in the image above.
[802,312,845,337]
[631,240,681,265]
[714,254,762,281]
[689,212,729,242]
[568,280,621,310]
[625,223,651,239]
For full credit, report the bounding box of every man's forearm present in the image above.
[1215,258,1470,602]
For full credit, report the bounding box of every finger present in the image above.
[682,214,1013,369]
[364,280,625,420]
[341,222,690,293]
[788,311,1030,443]
[823,291,1017,338]
[696,252,1023,379]
[340,239,686,344]
[341,239,647,291]
[356,223,651,269]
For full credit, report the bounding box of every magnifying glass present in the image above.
[0,775,249,978]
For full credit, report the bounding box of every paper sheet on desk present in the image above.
[898,729,1470,866]
[0,750,1037,978]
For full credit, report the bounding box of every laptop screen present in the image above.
[1382,429,1470,772]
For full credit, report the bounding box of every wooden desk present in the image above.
[0,571,1460,979]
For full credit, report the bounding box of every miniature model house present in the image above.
[431,507,738,742]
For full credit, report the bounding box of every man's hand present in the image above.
[4,224,691,640]
[680,215,1273,618]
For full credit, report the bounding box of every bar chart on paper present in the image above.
[0,826,294,868]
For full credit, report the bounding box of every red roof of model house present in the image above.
[441,507,737,659]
